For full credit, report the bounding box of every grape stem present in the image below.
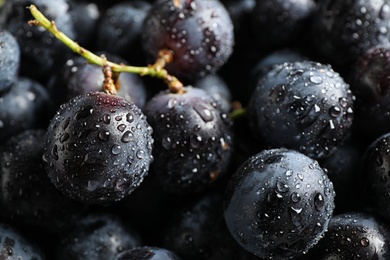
[27,4,184,94]
[229,107,246,120]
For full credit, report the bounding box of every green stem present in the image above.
[229,107,247,121]
[27,4,184,93]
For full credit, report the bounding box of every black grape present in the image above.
[224,148,335,259]
[248,60,354,159]
[141,0,234,82]
[0,30,20,92]
[43,92,153,204]
[144,87,233,194]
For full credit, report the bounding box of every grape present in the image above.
[141,0,234,82]
[248,60,354,159]
[307,212,390,259]
[360,132,390,222]
[250,0,316,50]
[0,0,75,82]
[0,223,45,259]
[144,87,233,194]
[163,192,259,260]
[193,73,232,113]
[349,45,390,142]
[95,1,151,65]
[56,213,142,260]
[310,0,390,72]
[69,0,101,48]
[223,148,335,259]
[0,129,87,233]
[0,76,50,144]
[0,30,20,92]
[114,246,181,260]
[48,54,147,112]
[42,92,153,204]
[318,142,363,213]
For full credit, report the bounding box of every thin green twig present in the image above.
[229,107,247,120]
[27,4,184,93]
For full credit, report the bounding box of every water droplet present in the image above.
[376,156,384,167]
[193,103,214,122]
[51,145,59,160]
[75,105,93,120]
[167,98,177,109]
[380,4,390,19]
[329,106,341,117]
[87,180,101,191]
[190,134,203,148]
[341,236,352,245]
[285,170,293,176]
[185,235,193,245]
[251,221,259,229]
[62,117,70,130]
[98,130,110,141]
[67,142,77,151]
[290,207,302,214]
[136,149,145,159]
[314,193,325,211]
[121,131,133,143]
[162,136,173,149]
[60,133,70,143]
[115,116,122,121]
[310,75,323,84]
[289,207,303,229]
[117,124,126,132]
[126,113,134,123]
[339,97,348,107]
[360,237,369,247]
[111,145,121,155]
[276,181,289,193]
[291,192,301,203]
[103,114,111,124]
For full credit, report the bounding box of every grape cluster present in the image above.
[2,0,390,259]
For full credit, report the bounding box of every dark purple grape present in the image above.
[114,246,181,260]
[224,148,335,259]
[349,45,390,142]
[310,0,390,72]
[221,0,255,47]
[69,0,101,48]
[250,0,316,49]
[307,212,390,259]
[0,129,87,233]
[0,30,20,92]
[42,91,153,204]
[0,222,45,259]
[108,177,186,246]
[48,55,147,112]
[163,192,259,260]
[318,142,364,213]
[141,0,234,82]
[56,213,142,260]
[95,1,151,65]
[193,73,232,113]
[248,60,354,159]
[252,48,308,81]
[0,0,75,82]
[0,76,50,145]
[144,87,233,194]
[360,132,390,222]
